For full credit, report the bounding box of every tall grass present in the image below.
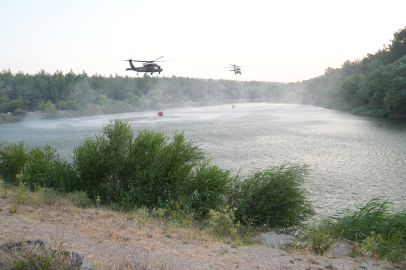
[329,199,406,242]
[302,199,406,262]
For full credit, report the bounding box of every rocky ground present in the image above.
[0,194,404,269]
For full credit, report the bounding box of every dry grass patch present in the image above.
[0,187,230,252]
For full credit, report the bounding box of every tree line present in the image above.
[0,68,302,121]
[301,26,406,119]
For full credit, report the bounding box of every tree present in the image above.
[58,100,68,110]
[383,55,406,117]
[44,100,57,114]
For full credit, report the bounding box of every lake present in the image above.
[1,103,405,216]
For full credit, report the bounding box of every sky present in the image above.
[1,0,405,83]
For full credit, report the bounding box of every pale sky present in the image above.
[1,0,405,82]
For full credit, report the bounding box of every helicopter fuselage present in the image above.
[231,68,241,75]
[126,63,163,74]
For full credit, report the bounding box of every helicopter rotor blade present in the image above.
[152,56,164,62]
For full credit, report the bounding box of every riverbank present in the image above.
[0,99,284,124]
[0,189,400,270]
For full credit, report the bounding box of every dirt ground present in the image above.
[0,195,402,270]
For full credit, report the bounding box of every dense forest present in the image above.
[0,67,302,122]
[301,26,406,119]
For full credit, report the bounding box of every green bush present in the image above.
[301,219,338,255]
[12,108,28,117]
[352,230,405,262]
[227,163,314,228]
[319,198,406,262]
[329,198,406,242]
[23,145,78,192]
[42,188,60,205]
[178,161,235,219]
[73,119,205,210]
[208,206,239,237]
[68,191,93,208]
[0,141,27,183]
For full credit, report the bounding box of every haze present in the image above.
[1,0,405,82]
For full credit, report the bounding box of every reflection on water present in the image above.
[1,103,406,217]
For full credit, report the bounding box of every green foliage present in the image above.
[382,55,406,118]
[328,198,406,242]
[67,191,93,208]
[169,202,194,226]
[302,26,406,119]
[301,219,338,255]
[73,118,205,210]
[23,145,78,192]
[12,108,28,117]
[0,68,303,123]
[14,182,27,204]
[352,230,405,263]
[42,188,60,205]
[208,206,239,237]
[0,243,82,270]
[336,74,365,109]
[134,207,151,223]
[350,105,389,118]
[44,100,57,114]
[0,178,8,198]
[179,162,234,219]
[301,199,406,262]
[150,207,167,220]
[8,253,53,270]
[0,141,27,182]
[227,163,314,228]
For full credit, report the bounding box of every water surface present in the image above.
[1,103,405,216]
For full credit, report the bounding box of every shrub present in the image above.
[208,206,239,237]
[178,162,235,219]
[0,241,82,270]
[352,230,405,263]
[23,145,78,192]
[323,198,406,262]
[0,141,27,183]
[329,198,406,242]
[301,219,338,255]
[12,108,28,117]
[67,191,93,208]
[42,188,60,205]
[227,163,314,228]
[73,119,205,210]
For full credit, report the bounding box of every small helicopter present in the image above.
[124,56,166,75]
[224,64,242,75]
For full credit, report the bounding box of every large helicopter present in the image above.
[124,56,166,75]
[224,64,242,75]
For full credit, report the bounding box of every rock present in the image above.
[257,231,295,247]
[0,239,96,270]
[328,239,356,258]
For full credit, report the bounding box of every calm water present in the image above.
[1,103,405,216]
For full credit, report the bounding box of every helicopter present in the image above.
[224,64,242,75]
[124,56,165,75]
